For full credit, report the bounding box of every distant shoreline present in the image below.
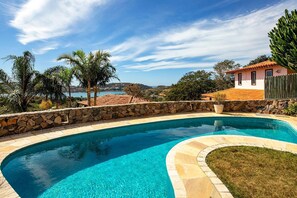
[65,91,125,98]
[70,90,123,93]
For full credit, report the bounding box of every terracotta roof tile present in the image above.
[226,60,278,74]
[78,94,149,106]
[202,88,264,100]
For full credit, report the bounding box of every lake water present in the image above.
[65,91,125,98]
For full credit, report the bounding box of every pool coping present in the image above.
[166,135,297,198]
[0,112,297,197]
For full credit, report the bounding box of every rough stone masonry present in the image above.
[0,100,293,137]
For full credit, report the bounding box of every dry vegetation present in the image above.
[206,146,297,198]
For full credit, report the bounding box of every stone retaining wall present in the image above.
[0,100,292,137]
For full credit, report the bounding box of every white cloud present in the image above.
[10,0,107,44]
[32,43,59,55]
[124,61,216,71]
[111,0,297,71]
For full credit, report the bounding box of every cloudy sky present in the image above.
[0,0,296,86]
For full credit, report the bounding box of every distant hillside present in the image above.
[70,83,152,92]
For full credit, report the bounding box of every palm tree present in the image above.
[57,50,94,106]
[58,50,118,106]
[0,51,39,112]
[0,69,12,95]
[90,51,118,106]
[58,67,74,107]
[94,62,119,105]
[0,69,13,112]
[37,66,65,109]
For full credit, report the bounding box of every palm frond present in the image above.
[0,69,14,92]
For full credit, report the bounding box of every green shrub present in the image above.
[284,103,297,115]
[39,100,53,110]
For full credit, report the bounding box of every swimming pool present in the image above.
[1,117,297,198]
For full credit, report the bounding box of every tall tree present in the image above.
[269,9,297,71]
[166,70,215,101]
[37,66,65,109]
[90,51,118,106]
[0,69,12,95]
[58,67,74,107]
[246,55,270,66]
[57,50,94,106]
[58,50,118,106]
[213,60,240,90]
[124,84,144,97]
[1,51,39,112]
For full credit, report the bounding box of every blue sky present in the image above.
[0,0,296,86]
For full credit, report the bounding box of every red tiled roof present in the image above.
[226,60,279,74]
[202,88,264,100]
[78,94,149,106]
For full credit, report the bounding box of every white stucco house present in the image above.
[226,60,294,90]
[202,60,295,101]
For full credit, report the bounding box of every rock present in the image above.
[76,110,82,117]
[46,114,53,119]
[1,121,7,127]
[25,125,33,132]
[54,116,62,124]
[35,117,43,125]
[0,129,8,136]
[33,125,40,130]
[102,114,112,120]
[17,126,26,133]
[7,118,17,125]
[18,120,26,127]
[41,122,48,129]
[27,119,35,127]
[41,115,47,121]
[69,110,75,118]
[46,119,54,125]
[154,110,161,114]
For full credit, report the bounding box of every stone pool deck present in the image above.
[0,112,297,197]
[166,135,297,198]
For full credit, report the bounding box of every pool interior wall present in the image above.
[1,117,297,198]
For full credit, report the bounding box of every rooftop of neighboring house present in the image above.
[226,60,279,74]
[202,88,264,101]
[78,94,149,106]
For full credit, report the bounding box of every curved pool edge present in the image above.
[0,112,297,197]
[166,135,297,198]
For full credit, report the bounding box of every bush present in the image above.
[124,84,144,97]
[39,100,53,110]
[166,70,215,101]
[284,103,297,116]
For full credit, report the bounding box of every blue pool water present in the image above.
[2,117,297,198]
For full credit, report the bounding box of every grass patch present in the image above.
[206,146,297,198]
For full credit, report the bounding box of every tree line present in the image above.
[124,56,269,101]
[165,59,240,101]
[0,50,118,112]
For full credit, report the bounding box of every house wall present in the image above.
[234,65,288,90]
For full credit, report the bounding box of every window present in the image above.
[238,73,242,86]
[265,69,273,77]
[251,71,256,85]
